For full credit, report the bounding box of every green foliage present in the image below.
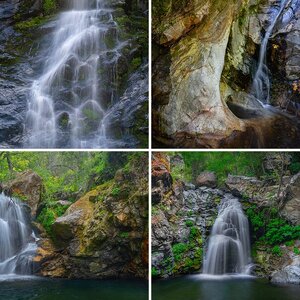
[111,187,121,197]
[185,220,193,227]
[37,203,68,234]
[285,240,295,247]
[189,226,201,241]
[265,220,300,245]
[172,243,189,262]
[289,153,300,174]
[15,16,50,31]
[179,152,265,184]
[294,247,300,255]
[152,267,159,277]
[43,0,57,15]
[246,206,265,233]
[272,245,282,256]
[246,205,300,246]
[130,57,142,71]
[119,232,130,238]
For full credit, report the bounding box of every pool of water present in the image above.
[0,276,148,300]
[152,275,300,300]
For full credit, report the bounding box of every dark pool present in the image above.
[153,275,300,300]
[0,276,148,300]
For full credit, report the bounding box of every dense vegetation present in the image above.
[0,152,144,233]
[170,152,300,184]
[246,205,300,256]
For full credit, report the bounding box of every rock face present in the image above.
[272,265,300,284]
[153,0,300,148]
[281,173,300,225]
[38,154,148,279]
[152,153,219,278]
[226,173,300,225]
[152,153,173,204]
[0,0,148,148]
[3,170,44,217]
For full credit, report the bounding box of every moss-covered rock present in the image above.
[38,153,148,279]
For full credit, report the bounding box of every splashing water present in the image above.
[203,194,252,275]
[251,0,288,106]
[25,0,126,148]
[0,193,37,277]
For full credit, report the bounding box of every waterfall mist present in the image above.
[203,194,252,275]
[0,193,37,277]
[25,0,126,148]
[251,0,289,106]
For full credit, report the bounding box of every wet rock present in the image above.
[271,265,300,284]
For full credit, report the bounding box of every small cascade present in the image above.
[0,193,37,276]
[203,194,251,275]
[251,0,289,106]
[25,0,127,148]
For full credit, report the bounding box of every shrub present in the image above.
[272,245,282,256]
[185,220,194,227]
[172,243,188,262]
[111,187,120,196]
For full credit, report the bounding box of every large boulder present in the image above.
[196,172,217,188]
[40,154,148,280]
[3,170,44,217]
[271,252,300,285]
[225,174,283,206]
[271,266,300,285]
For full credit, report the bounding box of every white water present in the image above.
[0,193,37,277]
[252,0,288,106]
[25,0,123,148]
[203,194,252,275]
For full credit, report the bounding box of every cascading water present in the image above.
[251,0,288,106]
[0,193,37,277]
[203,194,251,275]
[25,0,125,148]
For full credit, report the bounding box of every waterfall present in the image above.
[0,193,37,276]
[25,0,123,148]
[251,0,288,106]
[203,194,251,275]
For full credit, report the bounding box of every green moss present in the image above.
[12,192,27,202]
[185,220,194,227]
[43,0,57,15]
[15,16,51,31]
[111,187,121,197]
[82,108,99,121]
[152,267,160,277]
[119,232,130,238]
